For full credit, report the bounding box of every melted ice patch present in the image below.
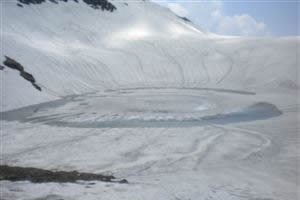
[0,89,282,128]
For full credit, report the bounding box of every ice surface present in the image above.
[1,89,283,128]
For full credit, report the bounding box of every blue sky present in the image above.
[153,0,299,36]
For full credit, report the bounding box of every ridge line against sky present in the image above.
[152,0,299,36]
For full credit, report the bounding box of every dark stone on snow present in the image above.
[17,0,116,12]
[33,83,42,91]
[178,16,192,23]
[3,56,42,92]
[0,65,4,70]
[0,165,128,184]
[21,71,36,83]
[3,56,24,71]
[119,179,129,184]
[18,0,46,4]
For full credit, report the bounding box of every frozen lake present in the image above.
[1,88,282,128]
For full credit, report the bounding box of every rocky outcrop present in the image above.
[0,165,128,184]
[17,0,116,12]
[83,0,116,11]
[3,56,24,71]
[3,56,42,91]
[179,16,192,23]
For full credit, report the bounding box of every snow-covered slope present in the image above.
[1,0,299,111]
[1,1,299,200]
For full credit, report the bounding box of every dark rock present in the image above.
[119,179,129,184]
[3,56,24,71]
[17,0,116,12]
[0,65,4,70]
[21,71,36,83]
[17,3,24,7]
[3,56,42,92]
[179,16,192,23]
[18,0,46,4]
[49,0,59,4]
[0,165,128,184]
[83,0,116,12]
[33,83,42,91]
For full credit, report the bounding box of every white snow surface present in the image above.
[0,1,299,200]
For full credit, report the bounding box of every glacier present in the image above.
[0,0,299,200]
